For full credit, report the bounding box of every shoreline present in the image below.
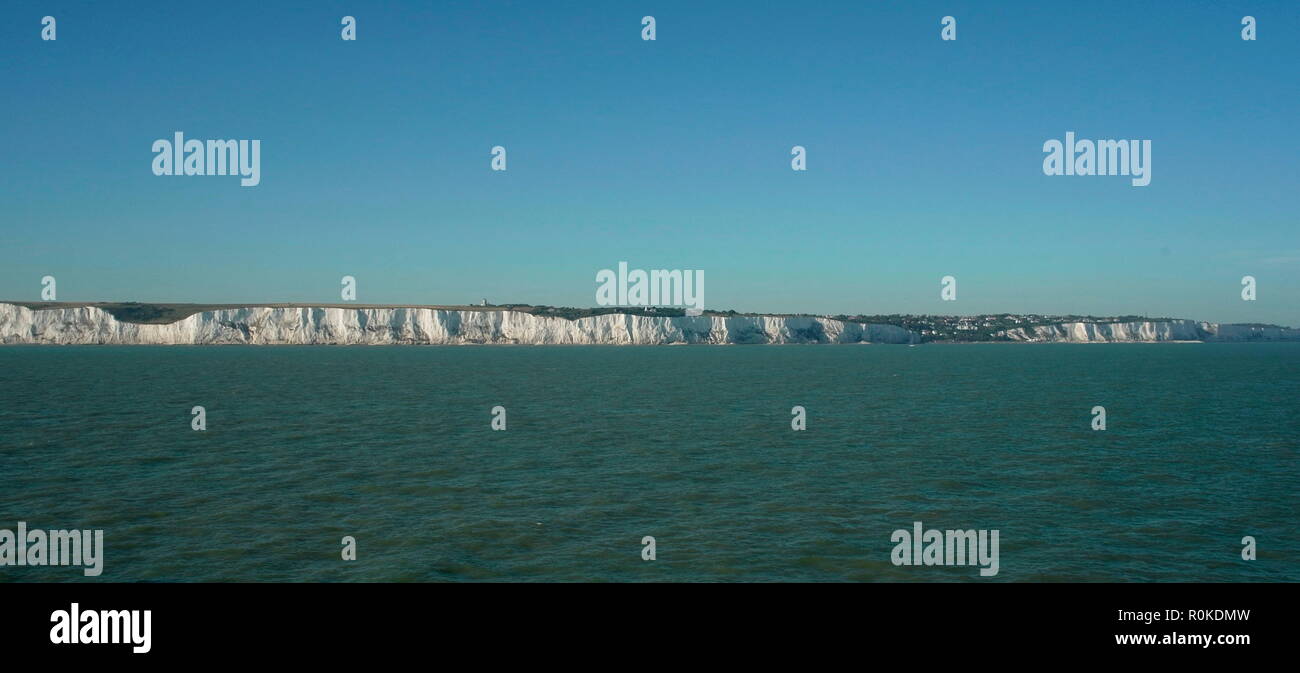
[2,302,1297,346]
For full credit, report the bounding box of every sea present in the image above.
[1,343,1296,582]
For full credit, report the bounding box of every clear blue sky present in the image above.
[3,1,1297,325]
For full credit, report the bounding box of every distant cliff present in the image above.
[998,320,1300,342]
[0,303,920,345]
[5,303,1296,345]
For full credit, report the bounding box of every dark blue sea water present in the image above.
[1,344,1296,582]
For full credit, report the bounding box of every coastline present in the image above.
[2,302,1296,346]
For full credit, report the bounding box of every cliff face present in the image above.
[999,320,1203,342]
[999,320,1300,342]
[0,303,920,345]
[6,304,1296,345]
[1200,323,1300,341]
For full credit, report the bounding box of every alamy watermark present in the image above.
[596,262,704,315]
[50,603,151,654]
[491,405,507,430]
[152,132,261,187]
[1,522,104,577]
[891,521,1000,577]
[940,275,957,301]
[1043,131,1151,187]
[192,405,207,431]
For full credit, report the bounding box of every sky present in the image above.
[2,0,1297,325]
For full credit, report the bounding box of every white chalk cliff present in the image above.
[0,303,920,345]
[998,320,1300,342]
